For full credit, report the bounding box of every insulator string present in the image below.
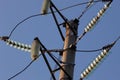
[80,36,119,79]
[1,37,118,54]
[74,1,112,46]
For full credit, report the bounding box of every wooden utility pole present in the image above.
[59,19,79,80]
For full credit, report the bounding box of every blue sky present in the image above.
[0,0,120,80]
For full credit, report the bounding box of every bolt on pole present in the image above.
[59,19,79,80]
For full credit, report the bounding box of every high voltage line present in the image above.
[0,0,119,80]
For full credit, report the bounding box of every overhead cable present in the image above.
[46,0,102,15]
[8,54,41,80]
[78,0,94,20]
[8,14,42,38]
[7,0,102,38]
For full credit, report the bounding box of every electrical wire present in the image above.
[47,0,102,15]
[8,60,34,80]
[78,0,94,20]
[46,48,102,53]
[7,0,102,38]
[76,48,102,52]
[8,54,41,80]
[8,14,42,38]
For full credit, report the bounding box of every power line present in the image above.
[8,14,42,38]
[0,0,118,80]
[78,0,94,20]
[47,0,102,15]
[8,60,34,80]
[8,54,41,80]
[7,0,102,38]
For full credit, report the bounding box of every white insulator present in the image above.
[84,2,111,34]
[13,41,18,48]
[9,40,14,47]
[95,57,99,63]
[92,18,97,22]
[98,55,102,60]
[90,20,95,25]
[28,45,31,48]
[84,27,89,32]
[21,48,25,51]
[17,42,22,50]
[88,23,92,27]
[24,49,28,52]
[83,71,87,76]
[99,9,104,15]
[101,51,105,57]
[103,49,107,53]
[81,74,84,78]
[90,63,94,68]
[9,44,14,47]
[6,41,9,45]
[93,60,97,65]
[21,43,25,47]
[85,68,89,74]
[41,0,50,15]
[6,39,12,45]
[31,37,40,60]
[88,66,92,71]
[13,45,17,48]
[5,39,31,53]
[104,4,108,9]
[81,48,112,79]
[97,12,102,17]
[20,43,25,51]
[86,25,90,30]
